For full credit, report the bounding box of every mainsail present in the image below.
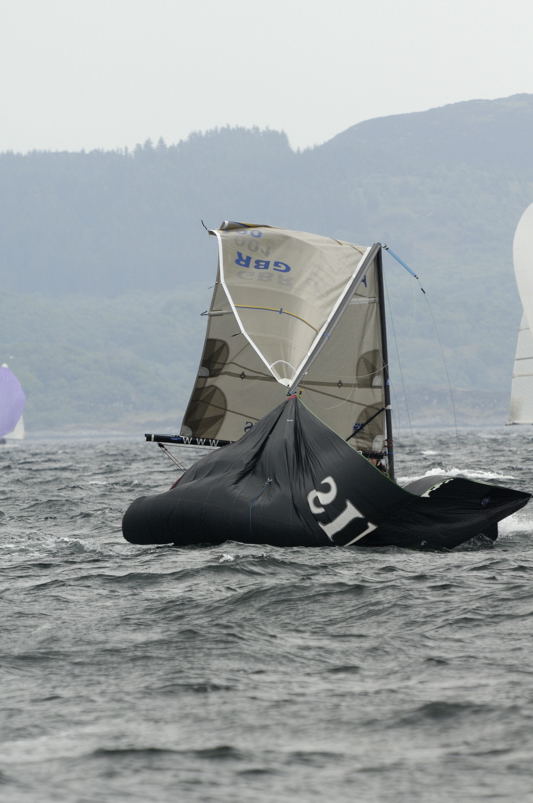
[0,364,26,439]
[180,222,390,461]
[510,204,533,423]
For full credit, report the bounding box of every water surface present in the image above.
[1,428,533,802]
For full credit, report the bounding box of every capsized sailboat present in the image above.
[123,222,529,549]
[510,203,533,423]
[0,364,26,443]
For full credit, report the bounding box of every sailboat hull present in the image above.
[123,398,529,551]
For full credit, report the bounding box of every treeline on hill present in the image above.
[0,286,209,431]
[2,94,533,431]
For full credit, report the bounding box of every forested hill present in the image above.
[1,94,533,431]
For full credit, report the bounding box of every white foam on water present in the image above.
[0,731,94,763]
[498,509,533,536]
[399,466,516,485]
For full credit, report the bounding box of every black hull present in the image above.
[123,398,530,551]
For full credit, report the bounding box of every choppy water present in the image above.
[2,427,533,802]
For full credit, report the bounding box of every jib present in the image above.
[235,252,291,273]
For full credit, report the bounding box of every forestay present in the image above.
[181,222,387,454]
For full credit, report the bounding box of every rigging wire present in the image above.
[382,244,459,442]
[383,273,414,438]
[421,291,460,442]
[157,441,187,471]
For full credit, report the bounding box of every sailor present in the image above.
[371,455,387,473]
[375,457,388,474]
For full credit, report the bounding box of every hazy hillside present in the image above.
[2,94,533,431]
[0,286,209,430]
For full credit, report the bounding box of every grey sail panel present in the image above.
[300,254,387,453]
[510,312,533,423]
[180,273,285,442]
[510,204,533,423]
[213,223,370,388]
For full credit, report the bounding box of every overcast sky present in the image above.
[2,0,533,153]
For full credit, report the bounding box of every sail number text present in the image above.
[307,475,377,545]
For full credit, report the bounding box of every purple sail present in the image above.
[0,365,26,437]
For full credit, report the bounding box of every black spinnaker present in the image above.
[123,397,530,550]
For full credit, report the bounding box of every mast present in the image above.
[376,247,394,481]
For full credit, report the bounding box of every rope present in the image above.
[382,245,459,441]
[345,406,387,441]
[422,292,460,440]
[157,442,187,471]
[234,304,318,332]
[381,243,426,292]
[383,277,414,437]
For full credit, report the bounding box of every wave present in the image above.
[398,465,516,484]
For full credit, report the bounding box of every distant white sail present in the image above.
[510,204,533,423]
[0,364,26,440]
[5,414,25,440]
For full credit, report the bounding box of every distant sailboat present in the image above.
[510,204,533,423]
[0,364,26,443]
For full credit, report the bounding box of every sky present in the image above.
[2,0,533,153]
